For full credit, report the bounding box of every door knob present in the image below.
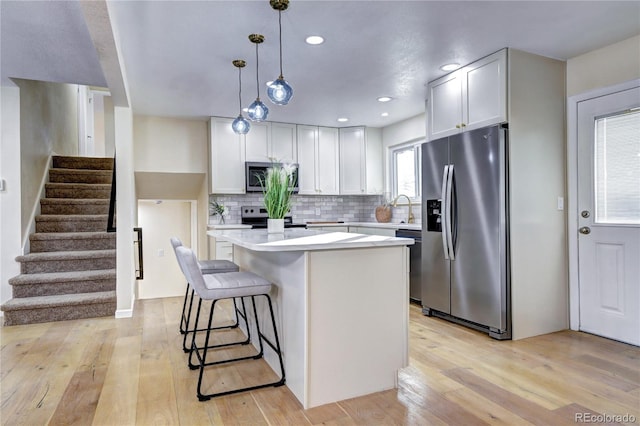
[579,226,591,235]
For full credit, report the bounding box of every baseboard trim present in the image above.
[115,309,133,319]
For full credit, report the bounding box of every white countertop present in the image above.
[208,228,414,252]
[207,223,252,230]
[306,221,422,231]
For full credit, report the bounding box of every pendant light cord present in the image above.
[278,10,283,78]
[255,43,260,98]
[238,67,243,114]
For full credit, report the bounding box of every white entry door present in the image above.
[577,86,640,346]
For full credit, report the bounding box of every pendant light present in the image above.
[247,34,269,121]
[267,0,293,105]
[231,60,251,135]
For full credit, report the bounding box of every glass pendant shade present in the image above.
[247,98,269,122]
[231,59,251,135]
[267,77,293,105]
[268,2,293,106]
[248,34,269,122]
[232,115,250,134]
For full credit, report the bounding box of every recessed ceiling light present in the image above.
[440,63,460,71]
[305,35,324,45]
[337,117,349,122]
[381,112,389,117]
[377,96,392,103]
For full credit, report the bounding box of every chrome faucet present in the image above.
[392,194,414,224]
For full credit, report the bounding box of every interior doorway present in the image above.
[137,200,197,299]
[77,86,114,157]
[569,80,640,346]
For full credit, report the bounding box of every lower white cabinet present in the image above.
[208,236,233,261]
[348,226,396,237]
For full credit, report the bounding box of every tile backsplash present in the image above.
[209,193,422,225]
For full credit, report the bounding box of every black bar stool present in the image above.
[170,237,240,352]
[175,245,286,401]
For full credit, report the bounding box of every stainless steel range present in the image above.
[240,206,307,229]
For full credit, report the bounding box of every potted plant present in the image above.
[209,200,226,224]
[261,162,296,233]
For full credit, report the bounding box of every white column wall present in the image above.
[0,85,23,307]
[114,106,136,317]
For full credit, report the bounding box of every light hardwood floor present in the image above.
[1,297,638,425]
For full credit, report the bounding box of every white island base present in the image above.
[213,230,411,409]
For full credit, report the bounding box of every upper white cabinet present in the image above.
[339,127,383,195]
[245,122,271,162]
[271,122,297,163]
[296,125,340,195]
[297,125,317,194]
[209,117,246,194]
[427,49,507,140]
[317,127,340,194]
[339,127,366,194]
[245,121,297,163]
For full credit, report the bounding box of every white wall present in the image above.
[133,115,208,173]
[137,200,192,299]
[567,35,640,97]
[380,114,426,195]
[0,85,22,307]
[15,79,79,241]
[114,106,136,317]
[133,115,209,262]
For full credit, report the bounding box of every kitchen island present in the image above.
[207,228,413,409]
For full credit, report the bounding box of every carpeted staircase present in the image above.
[1,156,117,326]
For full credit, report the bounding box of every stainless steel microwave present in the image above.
[245,162,299,193]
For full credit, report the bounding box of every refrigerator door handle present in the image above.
[445,164,456,260]
[441,165,450,260]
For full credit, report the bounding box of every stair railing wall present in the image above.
[107,155,116,232]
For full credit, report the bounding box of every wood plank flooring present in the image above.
[1,298,638,425]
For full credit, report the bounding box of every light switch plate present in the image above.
[557,196,564,211]
[157,249,164,257]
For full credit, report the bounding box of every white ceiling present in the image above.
[2,1,639,128]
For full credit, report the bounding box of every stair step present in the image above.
[40,198,110,215]
[9,269,116,298]
[52,156,114,171]
[1,291,116,326]
[45,183,111,199]
[30,232,116,252]
[35,214,108,233]
[49,168,112,184]
[16,249,116,274]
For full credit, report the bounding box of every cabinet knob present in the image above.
[461,123,466,127]
[455,124,461,129]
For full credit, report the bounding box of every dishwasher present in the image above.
[395,228,422,304]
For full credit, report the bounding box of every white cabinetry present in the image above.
[245,121,297,163]
[425,49,568,340]
[209,117,246,194]
[208,237,233,261]
[349,226,396,237]
[271,122,297,163]
[297,125,340,195]
[339,127,383,195]
[427,49,507,140]
[245,122,271,162]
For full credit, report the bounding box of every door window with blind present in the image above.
[594,109,640,224]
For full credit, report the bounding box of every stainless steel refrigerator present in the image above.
[421,124,511,340]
